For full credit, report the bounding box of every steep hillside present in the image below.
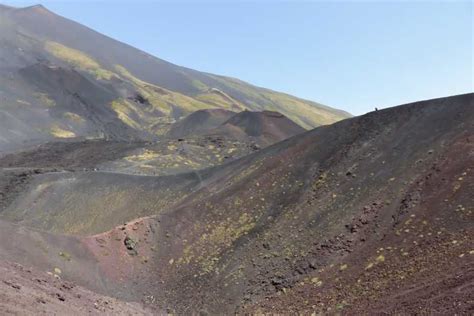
[0,94,471,314]
[0,4,350,151]
[144,93,473,314]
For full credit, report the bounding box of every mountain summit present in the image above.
[0,4,350,151]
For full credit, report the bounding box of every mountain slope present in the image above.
[167,109,306,146]
[167,109,237,138]
[0,94,471,313]
[0,259,152,315]
[0,4,350,151]
[146,93,473,313]
[210,110,306,146]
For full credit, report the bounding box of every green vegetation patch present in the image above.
[110,99,143,130]
[50,124,76,138]
[45,41,115,80]
[114,64,214,117]
[34,93,56,107]
[63,112,85,123]
[59,251,72,261]
[178,212,256,274]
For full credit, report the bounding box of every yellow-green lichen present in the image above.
[50,124,76,138]
[45,41,115,80]
[110,99,142,129]
[114,64,214,115]
[63,112,85,123]
[178,212,256,274]
[35,93,56,107]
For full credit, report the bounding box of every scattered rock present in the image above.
[55,293,66,302]
[3,280,21,290]
[124,236,138,255]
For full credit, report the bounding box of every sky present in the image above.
[3,0,473,115]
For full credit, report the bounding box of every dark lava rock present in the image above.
[124,236,138,255]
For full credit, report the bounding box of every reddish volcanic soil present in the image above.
[0,93,472,314]
[3,4,471,315]
[246,130,474,314]
[0,259,153,315]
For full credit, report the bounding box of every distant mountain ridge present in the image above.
[0,3,351,151]
[167,109,306,145]
[167,109,237,138]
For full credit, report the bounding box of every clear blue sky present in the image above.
[4,0,473,115]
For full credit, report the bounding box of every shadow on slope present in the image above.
[0,93,471,314]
